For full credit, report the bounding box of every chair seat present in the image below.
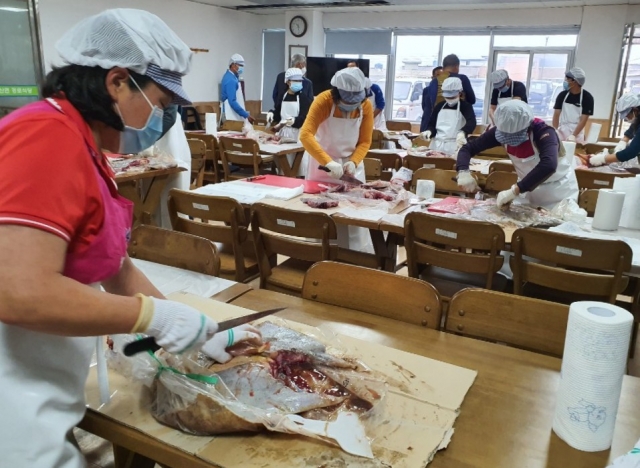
[419,265,509,300]
[266,258,315,293]
[217,244,259,282]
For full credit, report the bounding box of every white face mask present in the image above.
[445,97,460,106]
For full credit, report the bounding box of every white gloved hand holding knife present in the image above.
[457,170,478,192]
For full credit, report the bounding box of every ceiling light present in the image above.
[0,7,28,12]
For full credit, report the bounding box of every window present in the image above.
[613,26,640,137]
[493,35,577,48]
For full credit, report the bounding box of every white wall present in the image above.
[284,10,325,65]
[38,0,281,102]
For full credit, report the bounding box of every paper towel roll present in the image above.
[205,113,218,136]
[586,123,602,144]
[417,179,435,199]
[553,301,633,452]
[562,141,576,159]
[592,189,625,231]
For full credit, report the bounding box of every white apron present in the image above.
[497,82,514,107]
[558,89,585,144]
[223,76,246,122]
[304,104,371,253]
[368,93,387,131]
[277,94,304,176]
[429,101,465,155]
[506,133,579,210]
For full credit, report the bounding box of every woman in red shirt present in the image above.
[0,9,258,467]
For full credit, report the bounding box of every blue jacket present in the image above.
[367,83,385,110]
[221,69,249,119]
[272,72,314,105]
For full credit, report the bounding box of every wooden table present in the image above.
[116,167,186,227]
[257,142,305,178]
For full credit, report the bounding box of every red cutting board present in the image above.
[427,197,465,214]
[246,174,334,194]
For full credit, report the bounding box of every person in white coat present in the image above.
[420,77,477,155]
[552,67,594,144]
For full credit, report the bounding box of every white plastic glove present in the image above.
[567,134,576,142]
[201,324,263,363]
[325,161,344,179]
[266,112,274,124]
[144,297,219,354]
[497,184,519,208]
[343,160,356,175]
[420,130,432,140]
[589,150,608,167]
[457,170,478,193]
[614,140,628,153]
[456,131,467,147]
[285,117,295,127]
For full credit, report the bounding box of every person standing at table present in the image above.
[268,54,313,125]
[346,61,386,130]
[552,67,593,143]
[489,69,528,125]
[221,53,254,124]
[0,9,261,466]
[457,100,578,209]
[590,93,640,167]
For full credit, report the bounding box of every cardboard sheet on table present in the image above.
[246,174,333,194]
[87,293,476,468]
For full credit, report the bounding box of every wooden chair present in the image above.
[168,189,259,283]
[584,143,616,155]
[181,106,202,131]
[411,136,431,147]
[472,124,486,135]
[251,203,338,296]
[404,155,455,172]
[302,261,442,329]
[187,139,206,189]
[478,146,508,158]
[405,212,507,303]
[411,168,465,195]
[128,225,220,276]
[386,120,412,132]
[363,158,382,181]
[218,136,274,181]
[488,161,516,174]
[194,104,215,128]
[447,289,569,357]
[185,132,222,184]
[510,227,632,304]
[484,171,518,195]
[366,151,402,172]
[575,169,633,190]
[220,120,245,132]
[578,189,599,216]
[371,129,384,150]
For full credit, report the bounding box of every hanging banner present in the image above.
[0,86,38,97]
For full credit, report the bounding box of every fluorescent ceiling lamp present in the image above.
[0,7,28,11]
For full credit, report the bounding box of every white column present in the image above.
[284,10,324,66]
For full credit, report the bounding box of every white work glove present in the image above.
[566,134,576,142]
[144,297,218,354]
[457,170,478,193]
[589,150,609,167]
[456,131,467,147]
[420,130,432,140]
[285,117,295,127]
[497,184,519,208]
[343,160,356,176]
[266,112,274,124]
[325,161,344,179]
[201,324,262,363]
[614,140,628,153]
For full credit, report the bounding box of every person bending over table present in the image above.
[590,92,640,167]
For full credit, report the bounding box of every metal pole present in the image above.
[27,0,45,94]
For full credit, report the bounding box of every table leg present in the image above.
[369,230,399,272]
[139,174,172,226]
[117,181,143,226]
[289,151,304,177]
[113,444,157,468]
[273,154,293,177]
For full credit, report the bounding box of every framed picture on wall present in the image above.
[289,45,308,61]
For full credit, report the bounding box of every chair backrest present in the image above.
[584,143,615,155]
[194,104,215,127]
[510,227,632,303]
[221,120,245,132]
[488,160,516,174]
[411,168,464,195]
[363,158,382,180]
[484,171,518,194]
[472,124,486,135]
[219,136,262,179]
[371,129,384,149]
[128,225,220,276]
[302,261,442,329]
[447,289,569,357]
[404,155,455,172]
[412,137,431,147]
[405,212,505,289]
[181,106,202,130]
[478,146,507,157]
[575,170,633,190]
[187,138,207,189]
[168,189,250,278]
[365,151,401,171]
[386,120,412,132]
[578,189,599,216]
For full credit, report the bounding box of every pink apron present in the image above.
[0,98,133,468]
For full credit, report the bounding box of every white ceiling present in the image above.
[187,0,640,13]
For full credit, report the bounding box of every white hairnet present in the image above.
[494,100,534,133]
[56,9,192,76]
[566,67,586,86]
[230,53,245,66]
[331,67,367,92]
[490,69,509,86]
[365,78,372,89]
[442,77,463,97]
[284,67,303,82]
[616,93,640,117]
